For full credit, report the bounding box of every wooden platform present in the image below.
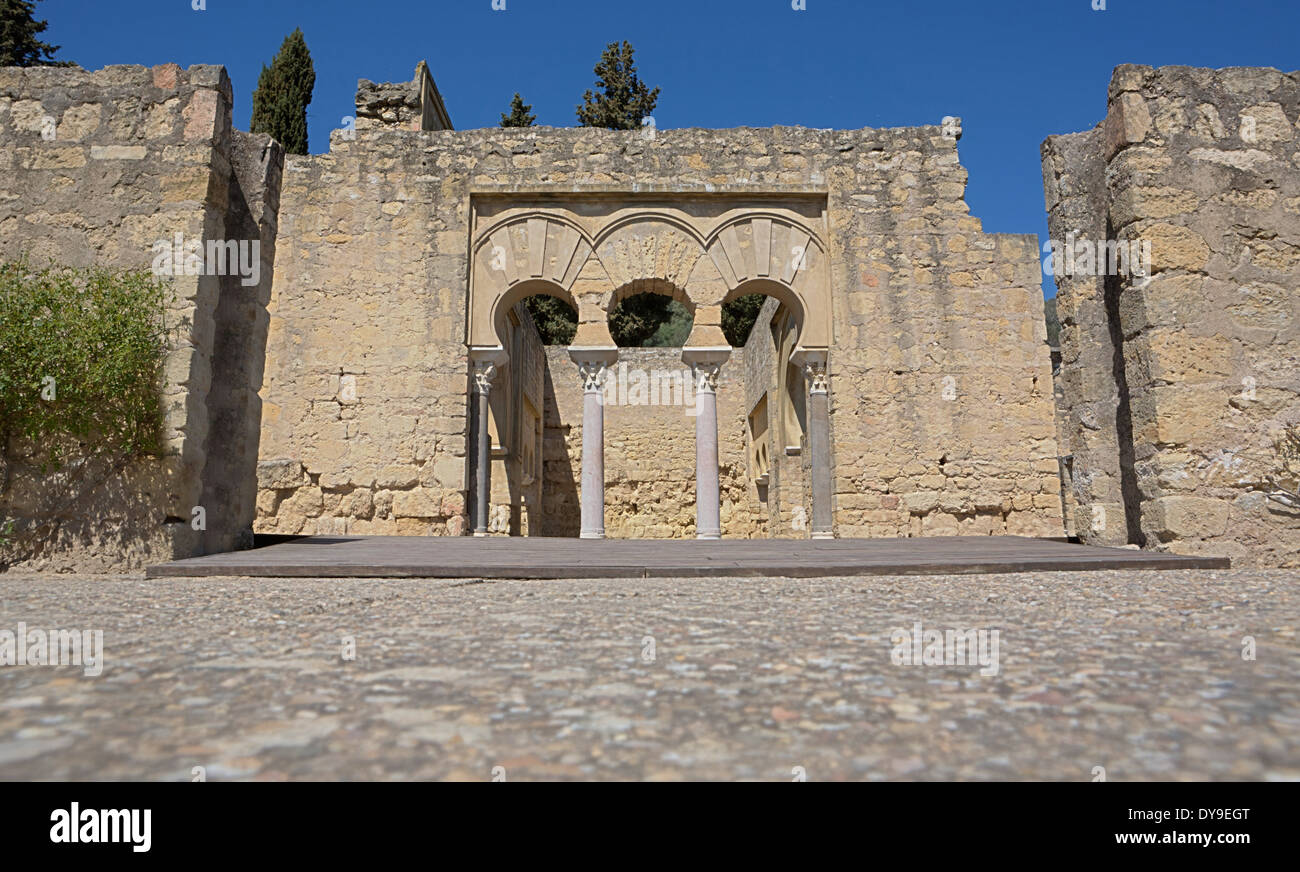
[145,535,1229,579]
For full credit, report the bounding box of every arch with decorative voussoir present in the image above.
[467,207,829,353]
[464,202,834,541]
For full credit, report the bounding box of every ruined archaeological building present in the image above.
[0,60,1296,570]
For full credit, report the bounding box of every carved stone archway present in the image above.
[466,197,833,539]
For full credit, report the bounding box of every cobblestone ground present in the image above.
[0,569,1297,781]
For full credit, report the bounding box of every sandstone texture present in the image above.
[1044,65,1300,567]
[10,59,1297,566]
[256,69,1062,541]
[0,64,282,571]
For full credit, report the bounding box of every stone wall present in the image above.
[257,84,1062,540]
[1044,65,1300,567]
[742,297,810,536]
[0,63,282,570]
[354,62,452,134]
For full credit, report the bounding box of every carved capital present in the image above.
[691,362,723,394]
[803,361,829,394]
[578,360,610,393]
[472,360,498,394]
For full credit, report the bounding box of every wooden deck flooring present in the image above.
[145,535,1229,579]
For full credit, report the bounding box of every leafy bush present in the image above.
[1266,426,1300,511]
[0,258,170,470]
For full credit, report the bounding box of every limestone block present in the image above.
[391,487,443,519]
[56,103,102,141]
[1141,223,1211,273]
[89,145,147,161]
[1144,496,1231,539]
[1239,103,1294,143]
[258,459,305,490]
[1105,92,1152,159]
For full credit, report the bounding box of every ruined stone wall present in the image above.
[1044,65,1300,567]
[258,108,1062,539]
[355,62,451,134]
[828,129,1061,538]
[1042,126,1123,545]
[485,304,545,536]
[0,63,281,570]
[253,127,468,536]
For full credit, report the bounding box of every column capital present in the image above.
[792,348,829,394]
[803,362,829,394]
[690,361,723,394]
[469,347,508,395]
[682,346,730,394]
[577,360,610,393]
[472,360,498,394]
[567,346,619,394]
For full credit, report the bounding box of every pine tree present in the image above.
[0,0,71,67]
[500,93,536,127]
[249,28,315,155]
[576,40,659,130]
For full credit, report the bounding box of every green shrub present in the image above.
[0,258,170,470]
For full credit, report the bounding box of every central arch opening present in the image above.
[606,278,694,348]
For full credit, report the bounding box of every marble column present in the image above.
[684,348,730,540]
[469,350,506,537]
[800,352,834,539]
[568,348,618,539]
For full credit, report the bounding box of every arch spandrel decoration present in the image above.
[592,215,703,311]
[467,204,831,353]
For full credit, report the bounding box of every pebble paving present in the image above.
[0,569,1296,781]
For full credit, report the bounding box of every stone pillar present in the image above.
[568,347,618,539]
[468,349,506,537]
[798,350,834,539]
[683,348,731,540]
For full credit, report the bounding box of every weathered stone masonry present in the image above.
[0,64,282,571]
[39,60,1300,565]
[254,66,1062,541]
[1044,65,1300,568]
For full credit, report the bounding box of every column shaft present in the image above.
[470,359,499,536]
[692,363,723,540]
[809,386,833,538]
[580,377,606,539]
[569,351,617,540]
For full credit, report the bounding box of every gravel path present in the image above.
[0,569,1297,781]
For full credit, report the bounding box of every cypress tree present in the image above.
[576,40,659,130]
[500,93,536,128]
[249,28,315,155]
[0,0,70,67]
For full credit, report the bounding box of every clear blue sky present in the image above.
[41,0,1300,298]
